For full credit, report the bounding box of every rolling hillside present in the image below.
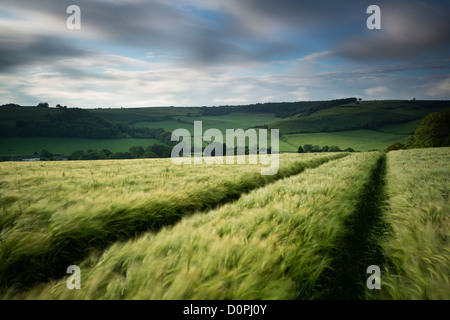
[1,99,449,157]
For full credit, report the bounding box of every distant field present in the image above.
[376,119,422,134]
[279,130,409,152]
[90,107,204,123]
[132,112,282,132]
[0,137,163,157]
[133,115,412,153]
[0,101,444,157]
[0,128,409,156]
[2,101,448,157]
[270,101,448,134]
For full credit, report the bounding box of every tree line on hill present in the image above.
[0,143,274,162]
[297,144,357,153]
[9,144,174,162]
[1,102,67,108]
[67,143,272,160]
[0,107,175,145]
[68,144,173,160]
[198,98,359,118]
[384,108,450,152]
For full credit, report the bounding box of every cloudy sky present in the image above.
[1,0,449,108]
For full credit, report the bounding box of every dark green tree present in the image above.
[142,151,159,158]
[109,151,132,159]
[69,150,85,160]
[40,149,53,160]
[101,149,112,158]
[37,102,49,108]
[406,108,450,148]
[311,145,321,153]
[329,146,341,152]
[129,146,145,158]
[384,142,405,153]
[303,144,312,153]
[146,144,172,158]
[81,150,101,160]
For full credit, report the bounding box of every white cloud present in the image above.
[291,88,309,101]
[260,96,276,103]
[364,86,390,97]
[213,97,247,105]
[427,78,450,98]
[296,51,333,63]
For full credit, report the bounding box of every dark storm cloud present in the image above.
[0,0,200,68]
[227,0,361,27]
[2,0,450,106]
[68,0,304,65]
[223,0,450,61]
[0,35,90,71]
[0,0,338,68]
[2,0,450,68]
[335,0,450,61]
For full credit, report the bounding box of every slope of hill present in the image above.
[269,100,449,134]
[1,99,448,157]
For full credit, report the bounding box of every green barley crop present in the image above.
[11,152,384,299]
[0,153,346,290]
[380,148,450,300]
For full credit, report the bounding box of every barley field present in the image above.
[0,148,449,299]
[0,153,346,291]
[380,148,450,299]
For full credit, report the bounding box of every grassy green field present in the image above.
[376,119,422,134]
[90,106,205,123]
[1,147,448,299]
[0,129,410,156]
[132,113,282,132]
[279,130,410,152]
[0,137,164,157]
[0,129,409,156]
[270,101,448,134]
